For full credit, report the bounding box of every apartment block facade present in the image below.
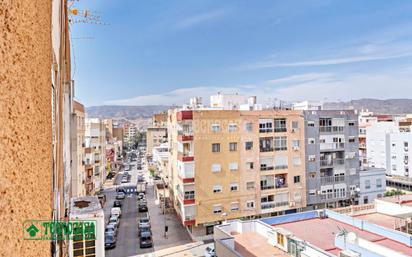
[71,100,86,197]
[304,110,360,209]
[167,108,307,238]
[85,118,107,192]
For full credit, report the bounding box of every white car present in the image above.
[204,246,216,257]
[111,207,121,218]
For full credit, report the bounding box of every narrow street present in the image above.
[102,158,192,257]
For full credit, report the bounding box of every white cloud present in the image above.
[175,9,226,29]
[105,71,412,106]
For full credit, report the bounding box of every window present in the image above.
[349,137,356,143]
[307,121,315,127]
[213,205,222,214]
[274,118,287,132]
[292,140,300,150]
[275,156,288,170]
[206,225,214,235]
[246,181,255,190]
[245,122,253,132]
[292,121,299,129]
[274,136,287,151]
[246,200,255,209]
[308,138,315,144]
[229,162,238,171]
[228,123,237,132]
[230,183,238,191]
[405,142,409,147]
[212,143,220,153]
[365,180,371,189]
[229,142,237,152]
[246,162,254,170]
[348,121,355,126]
[230,202,239,211]
[294,176,300,184]
[293,157,301,166]
[376,178,382,188]
[308,155,316,162]
[392,164,397,171]
[213,185,222,193]
[211,164,221,173]
[245,141,253,150]
[211,124,220,132]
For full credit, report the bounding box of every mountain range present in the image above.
[85,99,412,119]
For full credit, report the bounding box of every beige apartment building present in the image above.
[147,113,168,162]
[71,100,86,197]
[167,107,306,238]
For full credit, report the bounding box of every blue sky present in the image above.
[70,0,412,107]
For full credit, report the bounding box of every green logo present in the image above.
[23,220,96,241]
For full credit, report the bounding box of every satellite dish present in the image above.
[347,232,357,242]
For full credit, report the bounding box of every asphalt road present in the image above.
[103,157,192,257]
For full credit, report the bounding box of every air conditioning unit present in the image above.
[339,250,360,257]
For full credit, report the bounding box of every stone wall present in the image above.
[0,0,53,256]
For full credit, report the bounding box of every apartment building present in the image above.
[167,96,307,239]
[71,100,86,197]
[85,118,107,192]
[304,110,360,209]
[359,167,386,204]
[146,127,167,160]
[123,122,138,146]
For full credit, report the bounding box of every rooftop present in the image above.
[233,232,289,257]
[70,196,103,217]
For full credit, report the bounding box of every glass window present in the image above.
[211,164,221,173]
[294,176,300,183]
[246,201,255,208]
[230,202,239,211]
[365,180,371,189]
[274,118,287,132]
[229,162,238,171]
[274,136,287,151]
[245,122,253,132]
[246,162,254,170]
[246,181,255,190]
[212,143,220,153]
[292,121,299,129]
[228,123,237,132]
[213,205,222,214]
[229,142,237,152]
[245,141,253,150]
[376,178,382,188]
[213,185,222,193]
[211,124,220,132]
[230,183,238,191]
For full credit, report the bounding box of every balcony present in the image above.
[261,201,289,210]
[275,165,288,170]
[320,158,345,167]
[320,142,345,151]
[178,153,194,162]
[319,126,344,133]
[183,194,195,205]
[260,166,274,171]
[320,175,346,184]
[177,134,193,141]
[259,128,273,133]
[261,185,275,190]
[260,147,274,153]
[274,127,287,133]
[184,216,196,226]
[177,110,193,121]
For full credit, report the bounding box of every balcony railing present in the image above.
[275,165,288,170]
[320,142,345,151]
[260,147,274,152]
[274,146,287,151]
[319,126,344,133]
[259,128,273,133]
[320,158,345,167]
[261,201,289,209]
[260,185,275,190]
[260,166,274,171]
[320,175,346,184]
[274,127,287,133]
[319,192,347,200]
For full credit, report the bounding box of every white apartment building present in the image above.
[359,167,386,204]
[292,100,323,111]
[387,132,412,177]
[366,121,398,169]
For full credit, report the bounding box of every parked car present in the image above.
[138,203,148,212]
[138,224,151,236]
[113,200,122,208]
[105,232,116,249]
[204,246,216,257]
[111,207,122,218]
[138,216,150,228]
[138,192,145,200]
[109,216,120,228]
[116,192,125,200]
[105,223,118,236]
[139,231,153,248]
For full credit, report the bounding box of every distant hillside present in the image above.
[324,99,412,114]
[86,105,170,119]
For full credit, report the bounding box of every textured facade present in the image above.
[304,110,360,209]
[167,108,307,238]
[71,101,86,197]
[0,0,53,256]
